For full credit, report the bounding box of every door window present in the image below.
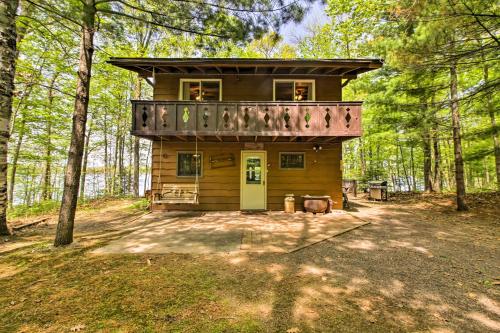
[246,157,262,184]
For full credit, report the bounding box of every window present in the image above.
[273,80,315,101]
[245,157,262,184]
[179,79,222,101]
[280,152,305,169]
[177,152,203,177]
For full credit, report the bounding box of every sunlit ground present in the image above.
[0,193,499,332]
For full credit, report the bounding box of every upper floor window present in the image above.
[179,79,222,101]
[273,80,315,101]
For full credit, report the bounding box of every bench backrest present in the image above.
[159,183,199,203]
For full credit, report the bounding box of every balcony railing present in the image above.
[131,100,362,138]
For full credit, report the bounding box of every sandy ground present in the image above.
[1,193,499,332]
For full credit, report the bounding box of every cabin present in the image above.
[108,58,382,211]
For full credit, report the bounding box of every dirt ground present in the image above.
[0,193,499,332]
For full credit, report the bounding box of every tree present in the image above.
[0,0,19,235]
[37,0,311,246]
[450,61,468,210]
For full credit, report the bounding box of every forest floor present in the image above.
[0,193,499,332]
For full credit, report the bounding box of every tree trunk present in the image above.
[432,131,442,192]
[54,0,96,246]
[111,132,119,195]
[410,145,416,191]
[143,141,151,195]
[42,119,52,201]
[395,146,401,191]
[483,64,500,189]
[103,109,109,194]
[398,143,411,191]
[42,73,58,201]
[8,1,32,136]
[423,130,433,192]
[127,134,132,193]
[449,63,468,211]
[133,77,142,196]
[358,138,366,179]
[8,113,25,207]
[118,134,125,194]
[79,121,92,201]
[0,0,19,235]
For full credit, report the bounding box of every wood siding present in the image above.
[153,75,342,101]
[150,141,342,211]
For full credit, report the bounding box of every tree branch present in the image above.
[459,0,500,46]
[97,8,229,38]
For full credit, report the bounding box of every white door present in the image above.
[240,151,267,210]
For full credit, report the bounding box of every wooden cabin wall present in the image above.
[153,75,342,101]
[150,141,342,211]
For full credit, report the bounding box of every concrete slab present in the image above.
[92,210,368,254]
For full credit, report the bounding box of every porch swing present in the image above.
[152,66,200,205]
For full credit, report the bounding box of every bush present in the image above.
[128,198,150,211]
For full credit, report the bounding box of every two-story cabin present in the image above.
[109,58,382,211]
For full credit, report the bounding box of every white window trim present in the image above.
[176,151,203,177]
[179,79,222,101]
[273,79,316,101]
[279,152,306,170]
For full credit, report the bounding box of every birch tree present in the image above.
[0,0,19,235]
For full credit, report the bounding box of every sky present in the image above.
[280,1,329,44]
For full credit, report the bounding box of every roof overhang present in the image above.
[107,57,383,79]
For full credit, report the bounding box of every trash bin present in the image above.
[284,194,295,213]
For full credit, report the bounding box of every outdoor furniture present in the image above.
[368,181,388,201]
[301,195,332,214]
[342,179,357,197]
[342,186,350,209]
[153,183,199,204]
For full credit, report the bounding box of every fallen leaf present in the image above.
[287,328,300,333]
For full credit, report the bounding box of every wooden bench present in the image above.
[153,183,199,204]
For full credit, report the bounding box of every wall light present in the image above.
[313,144,322,152]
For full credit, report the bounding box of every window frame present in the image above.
[176,151,204,177]
[279,152,306,170]
[273,79,316,101]
[179,78,222,101]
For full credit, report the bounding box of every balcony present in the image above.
[131,100,362,142]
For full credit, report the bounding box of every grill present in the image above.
[368,181,388,201]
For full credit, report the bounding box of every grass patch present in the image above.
[127,197,150,211]
[7,196,148,221]
[7,200,60,219]
[0,247,267,333]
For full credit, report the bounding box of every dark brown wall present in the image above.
[153,75,342,101]
[150,142,342,211]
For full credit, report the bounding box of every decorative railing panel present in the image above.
[131,100,362,137]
